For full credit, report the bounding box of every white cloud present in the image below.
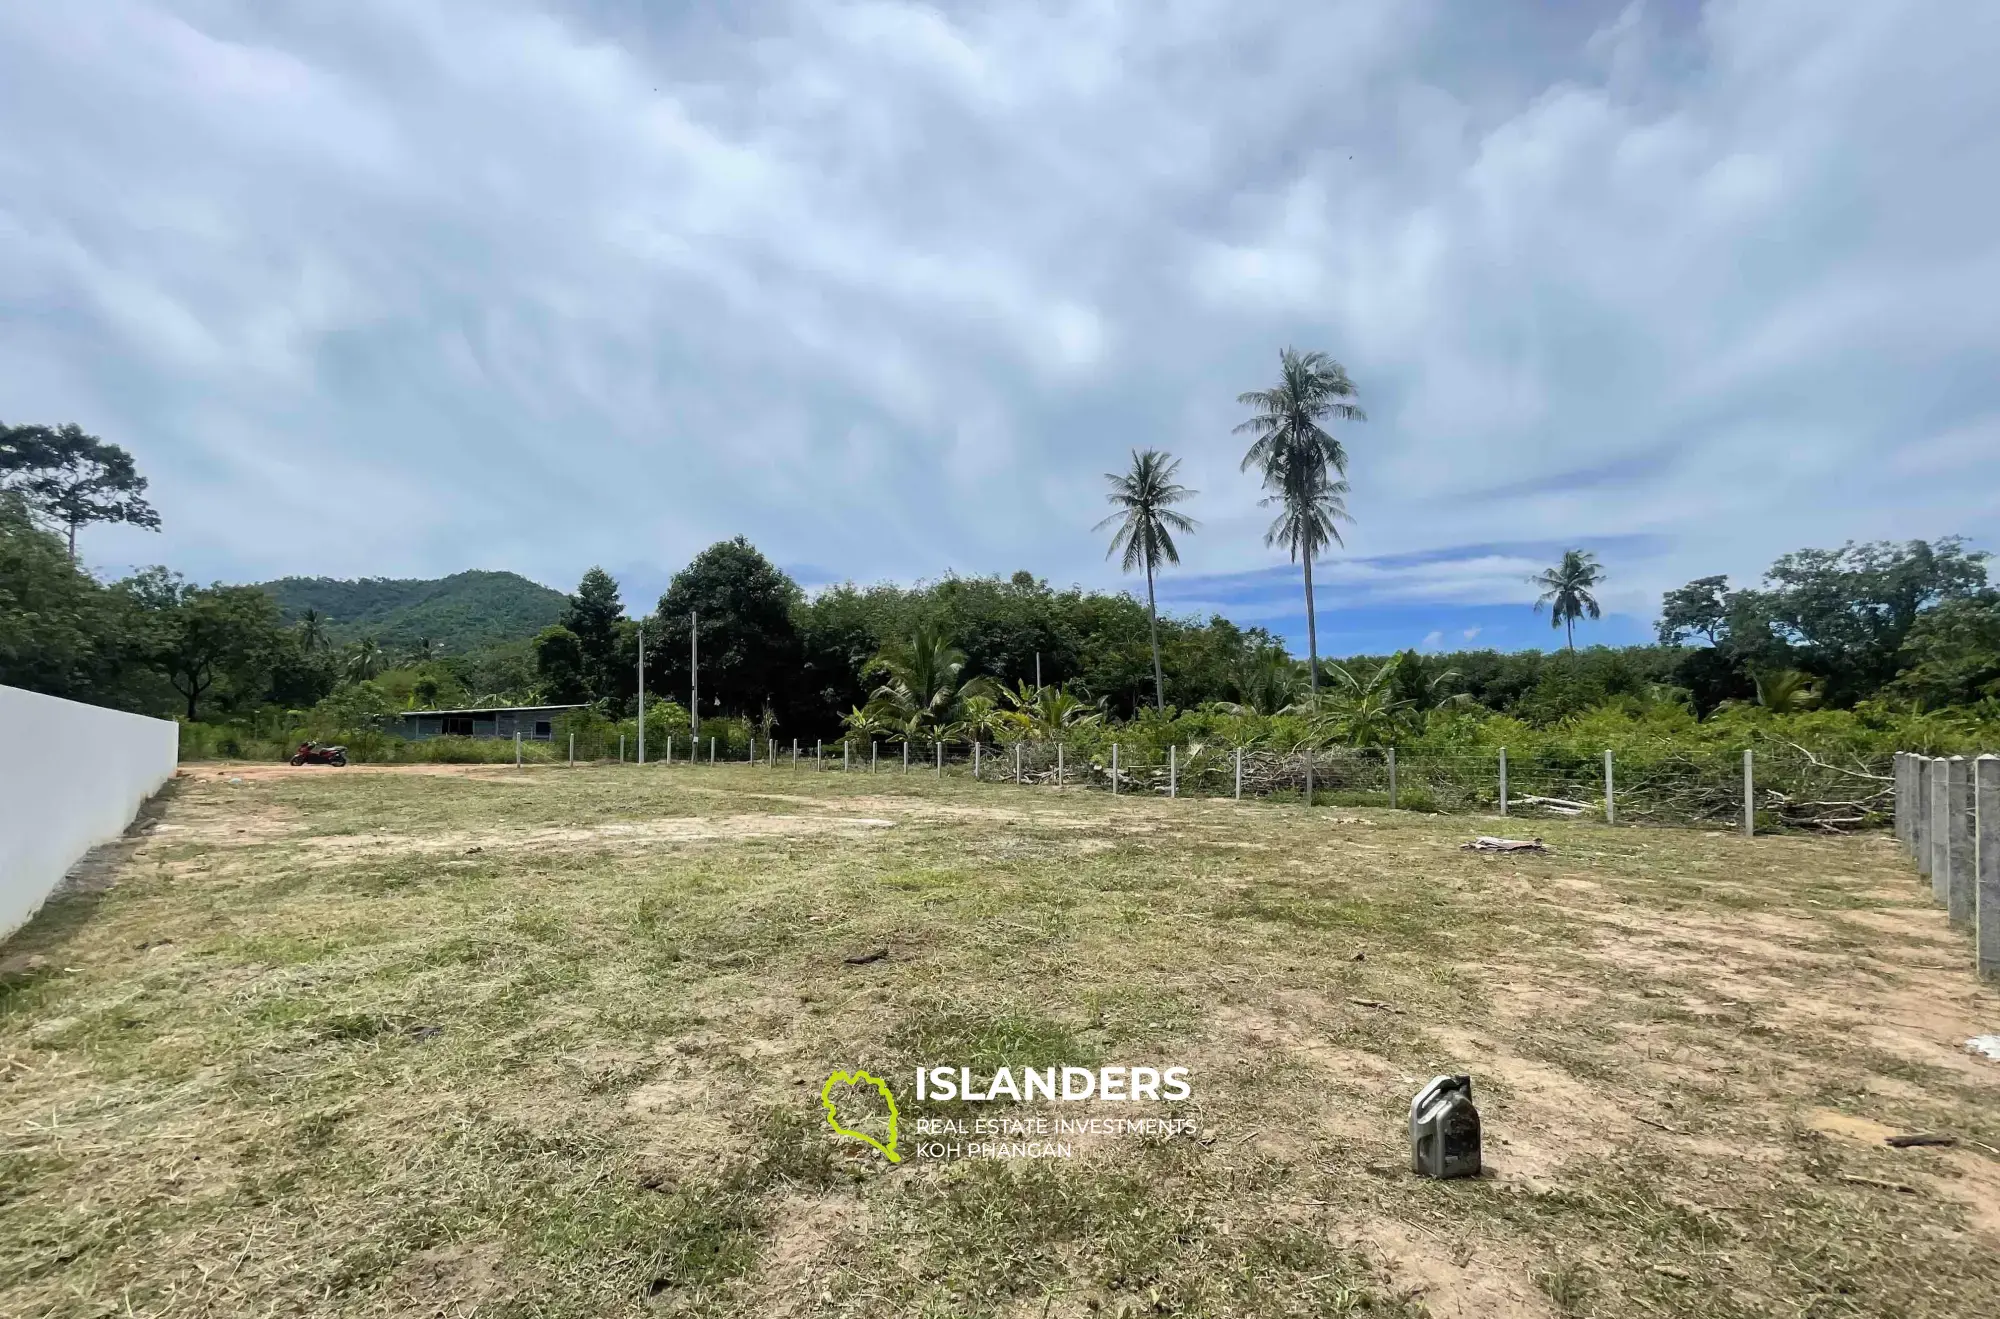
[0,0,1992,620]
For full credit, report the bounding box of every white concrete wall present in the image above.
[1,684,179,939]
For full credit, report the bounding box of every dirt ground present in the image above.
[2,761,1997,1318]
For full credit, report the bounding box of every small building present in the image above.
[397,704,587,742]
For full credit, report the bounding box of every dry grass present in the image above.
[3,760,1998,1318]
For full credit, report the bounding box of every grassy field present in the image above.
[3,763,1998,1318]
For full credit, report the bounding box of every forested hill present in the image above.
[258,570,565,653]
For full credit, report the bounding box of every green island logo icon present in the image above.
[820,1069,901,1163]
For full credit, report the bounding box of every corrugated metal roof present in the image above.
[400,705,589,717]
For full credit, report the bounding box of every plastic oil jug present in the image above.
[1409,1074,1481,1179]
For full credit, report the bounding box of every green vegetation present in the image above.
[3,765,1995,1315]
[259,569,566,654]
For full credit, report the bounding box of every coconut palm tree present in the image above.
[862,624,994,736]
[1530,549,1606,650]
[1752,668,1820,714]
[343,637,385,683]
[296,607,328,653]
[1235,348,1365,700]
[1095,449,1198,711]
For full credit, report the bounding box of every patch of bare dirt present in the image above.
[376,1241,509,1316]
[1352,1221,1552,1318]
[1805,1108,2000,1242]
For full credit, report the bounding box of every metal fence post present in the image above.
[1111,743,1119,795]
[1948,756,1974,930]
[1498,746,1508,817]
[1742,749,1754,837]
[1603,749,1615,825]
[1932,758,1950,903]
[1977,754,1998,982]
[1169,745,1177,799]
[1234,747,1242,802]
[1387,746,1397,809]
[1914,756,1933,878]
[515,731,522,768]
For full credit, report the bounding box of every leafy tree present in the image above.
[651,537,804,723]
[533,624,592,704]
[131,573,283,720]
[0,492,121,699]
[1095,449,1198,711]
[1888,593,2000,707]
[0,422,160,557]
[560,567,625,699]
[1530,549,1605,651]
[1235,347,1364,699]
[1657,575,1729,646]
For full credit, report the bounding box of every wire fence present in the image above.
[631,734,1895,834]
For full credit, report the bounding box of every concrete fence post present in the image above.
[515,731,522,768]
[871,741,878,773]
[1388,747,1398,809]
[1893,753,1909,851]
[1977,754,1998,982]
[709,737,716,765]
[1743,749,1754,838]
[815,739,822,771]
[1015,742,1022,784]
[1056,743,1064,788]
[1304,749,1314,808]
[1498,746,1508,817]
[843,741,850,772]
[1604,749,1616,825]
[666,735,674,765]
[792,738,798,766]
[1111,743,1119,795]
[1915,756,1933,878]
[1170,745,1178,799]
[1948,756,1974,930]
[569,733,575,768]
[936,740,943,778]
[904,742,910,774]
[973,742,981,778]
[619,734,625,764]
[1932,758,1950,903]
[1234,747,1242,802]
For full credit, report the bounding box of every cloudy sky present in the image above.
[3,0,1996,656]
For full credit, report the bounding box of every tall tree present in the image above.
[0,422,160,558]
[1234,348,1365,700]
[653,538,804,722]
[296,607,329,654]
[1095,449,1198,711]
[344,637,386,683]
[1530,549,1606,650]
[560,567,625,699]
[125,573,282,720]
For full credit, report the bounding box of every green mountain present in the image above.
[259,570,567,655]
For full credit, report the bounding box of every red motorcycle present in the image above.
[290,740,349,767]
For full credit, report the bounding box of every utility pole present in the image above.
[690,611,700,744]
[636,622,646,764]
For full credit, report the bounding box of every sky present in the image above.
[3,0,1997,658]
